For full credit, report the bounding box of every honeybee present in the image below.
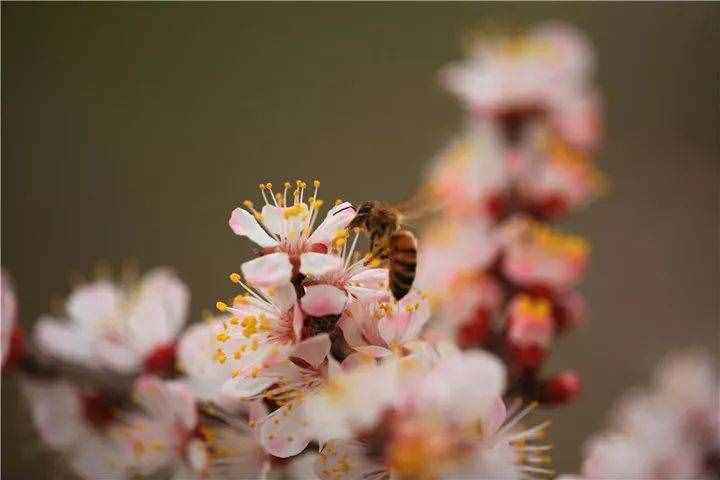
[348,201,418,301]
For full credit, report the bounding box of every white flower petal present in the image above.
[222,375,276,399]
[241,252,293,288]
[22,380,86,448]
[308,202,356,245]
[290,334,330,369]
[259,404,312,458]
[349,268,388,289]
[316,440,381,480]
[261,205,285,236]
[229,207,278,248]
[130,269,189,349]
[263,282,297,313]
[66,280,121,331]
[34,317,94,366]
[299,253,343,277]
[301,285,348,317]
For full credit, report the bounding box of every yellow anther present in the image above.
[259,315,272,331]
[259,183,265,190]
[250,338,259,351]
[229,317,240,326]
[282,203,308,219]
[233,294,248,305]
[404,302,420,313]
[313,179,320,188]
[242,200,254,209]
[265,183,272,189]
[216,330,231,342]
[284,181,291,189]
[233,349,243,360]
[214,348,227,364]
[229,273,242,284]
[368,257,382,268]
[231,368,240,378]
[334,198,343,206]
[242,315,258,337]
[516,295,551,318]
[250,366,262,378]
[216,301,228,312]
[312,199,324,209]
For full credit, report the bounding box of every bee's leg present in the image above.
[367,238,390,266]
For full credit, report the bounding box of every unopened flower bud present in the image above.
[541,370,582,405]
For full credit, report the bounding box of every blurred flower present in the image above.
[112,376,203,477]
[33,268,189,375]
[338,291,432,359]
[501,218,588,291]
[571,350,719,479]
[441,22,598,149]
[311,349,552,480]
[22,378,130,479]
[1,269,25,370]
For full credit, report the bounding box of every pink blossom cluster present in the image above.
[1,20,716,480]
[561,351,719,479]
[417,22,606,407]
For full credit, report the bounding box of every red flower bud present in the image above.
[541,370,582,405]
[143,342,177,377]
[4,324,26,370]
[457,308,490,349]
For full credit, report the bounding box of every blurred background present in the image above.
[2,3,718,477]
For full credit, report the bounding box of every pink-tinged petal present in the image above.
[133,268,190,343]
[229,207,278,248]
[241,252,292,288]
[248,399,269,428]
[163,381,198,431]
[307,202,356,245]
[340,352,377,370]
[66,280,121,331]
[290,334,330,369]
[186,438,209,473]
[483,396,508,436]
[259,404,311,458]
[260,205,284,236]
[301,285,347,317]
[292,304,304,342]
[34,317,94,365]
[263,282,297,314]
[1,271,17,364]
[299,252,343,277]
[337,311,364,349]
[348,268,388,289]
[22,380,86,448]
[222,375,275,399]
[316,440,380,480]
[355,346,393,358]
[95,339,139,373]
[132,376,169,419]
[71,439,130,480]
[346,285,388,302]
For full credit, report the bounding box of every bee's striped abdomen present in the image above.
[388,230,417,301]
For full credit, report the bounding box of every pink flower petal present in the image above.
[66,281,121,331]
[290,334,330,369]
[299,252,343,277]
[229,207,278,248]
[259,404,311,458]
[301,285,348,317]
[241,252,292,288]
[308,202,356,245]
[222,375,276,400]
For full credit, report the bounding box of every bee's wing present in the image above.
[393,183,445,224]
